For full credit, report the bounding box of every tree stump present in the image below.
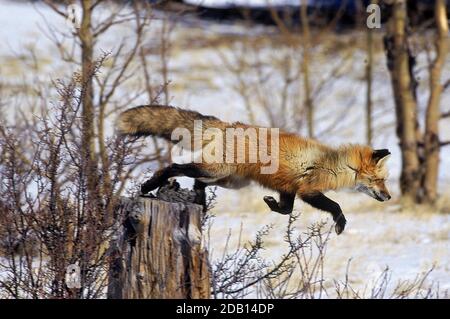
[107,185,210,299]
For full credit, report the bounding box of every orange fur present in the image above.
[196,132,389,197]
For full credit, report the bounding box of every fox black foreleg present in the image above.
[141,163,211,194]
[300,192,347,235]
[263,192,295,215]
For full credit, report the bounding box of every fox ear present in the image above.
[372,149,391,164]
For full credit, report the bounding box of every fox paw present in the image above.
[334,214,347,235]
[167,178,180,191]
[141,181,157,194]
[263,196,292,215]
[263,196,278,211]
[141,178,168,194]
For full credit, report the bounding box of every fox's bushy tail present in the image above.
[117,105,225,141]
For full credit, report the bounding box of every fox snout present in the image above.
[374,183,391,202]
[375,190,391,202]
[356,184,391,202]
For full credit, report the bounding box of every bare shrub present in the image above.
[207,212,447,299]
[0,64,141,298]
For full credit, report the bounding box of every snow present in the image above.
[0,0,449,298]
[207,187,450,297]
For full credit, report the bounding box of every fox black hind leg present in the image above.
[264,192,295,215]
[141,163,211,194]
[193,179,208,212]
[300,192,347,235]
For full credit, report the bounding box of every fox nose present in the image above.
[382,192,391,201]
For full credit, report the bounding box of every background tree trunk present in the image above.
[384,0,421,205]
[79,0,98,201]
[301,0,314,138]
[366,23,373,146]
[423,0,449,204]
[107,197,211,299]
[385,0,449,206]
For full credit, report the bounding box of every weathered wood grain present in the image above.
[107,196,210,299]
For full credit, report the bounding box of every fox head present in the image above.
[353,149,391,202]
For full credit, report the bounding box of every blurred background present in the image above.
[0,0,449,298]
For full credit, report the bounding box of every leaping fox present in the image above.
[117,105,391,234]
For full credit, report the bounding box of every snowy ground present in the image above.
[0,0,449,298]
[207,186,450,297]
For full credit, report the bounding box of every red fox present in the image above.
[118,105,391,234]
